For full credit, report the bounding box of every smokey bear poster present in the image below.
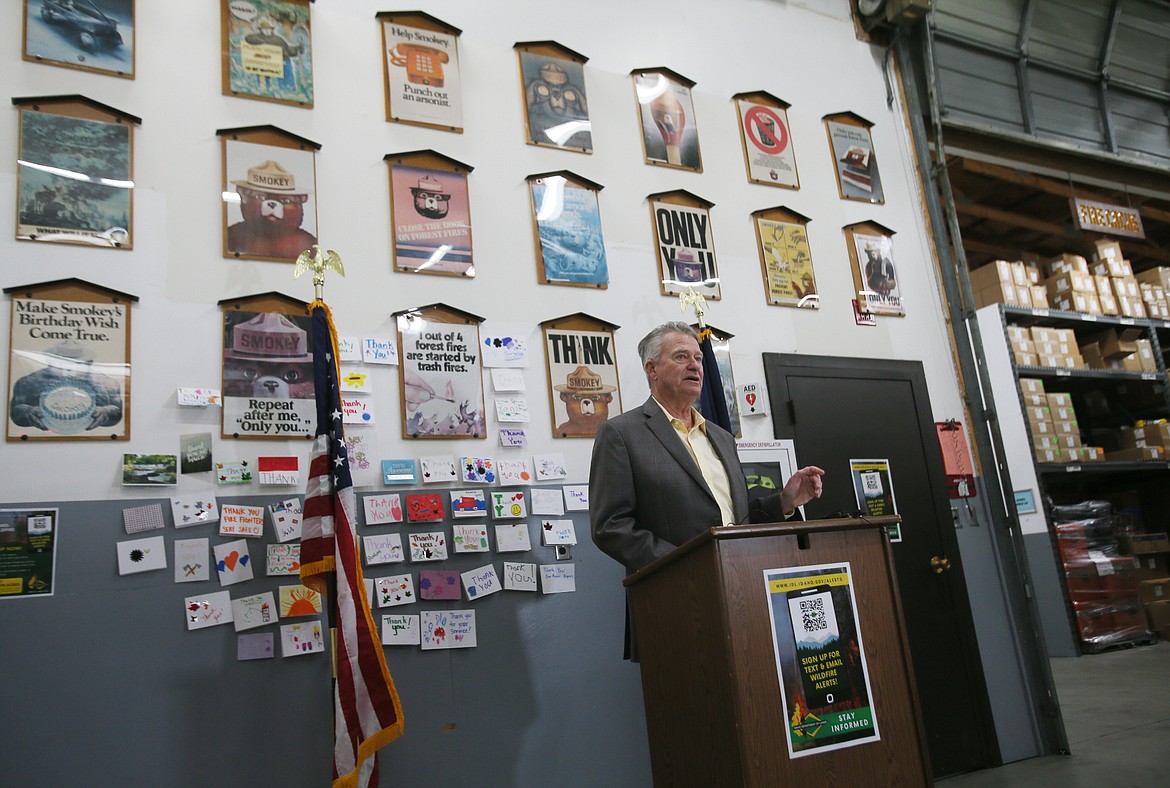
[651,200,720,300]
[222,310,316,439]
[222,0,314,107]
[519,50,591,152]
[8,297,129,441]
[390,163,473,276]
[543,329,622,439]
[399,320,485,438]
[223,139,318,262]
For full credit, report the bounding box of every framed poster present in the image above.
[0,509,58,599]
[527,171,608,288]
[220,0,313,108]
[752,206,819,308]
[698,325,741,439]
[632,67,701,171]
[648,190,720,300]
[15,96,139,248]
[378,11,463,131]
[845,221,904,317]
[394,304,486,439]
[22,0,135,78]
[387,151,474,277]
[824,112,884,204]
[734,92,798,189]
[219,126,320,263]
[850,458,901,541]
[515,41,591,153]
[763,562,880,758]
[6,279,135,442]
[219,293,315,440]
[540,313,622,439]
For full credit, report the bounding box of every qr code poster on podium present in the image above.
[763,562,879,759]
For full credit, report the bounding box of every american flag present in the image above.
[301,302,404,787]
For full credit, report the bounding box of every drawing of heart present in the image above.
[218,551,250,572]
[746,393,757,406]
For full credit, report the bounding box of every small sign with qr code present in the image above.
[764,562,880,758]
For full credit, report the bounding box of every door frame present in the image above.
[764,352,1000,773]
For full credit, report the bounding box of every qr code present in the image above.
[799,597,828,632]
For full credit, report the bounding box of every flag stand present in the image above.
[296,246,404,788]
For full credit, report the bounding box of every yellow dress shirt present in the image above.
[653,398,736,527]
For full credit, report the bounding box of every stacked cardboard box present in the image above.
[1046,254,1102,314]
[1028,326,1084,369]
[1092,241,1147,318]
[1053,500,1152,651]
[970,260,1042,309]
[1118,531,1170,640]
[1020,378,1062,463]
[1007,325,1037,367]
[1079,327,1150,373]
[1108,422,1170,461]
[1136,266,1170,320]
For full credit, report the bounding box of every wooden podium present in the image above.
[624,516,931,787]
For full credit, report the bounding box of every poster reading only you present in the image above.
[221,310,316,438]
[763,562,879,759]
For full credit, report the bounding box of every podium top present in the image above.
[623,515,901,588]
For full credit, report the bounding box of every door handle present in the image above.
[930,556,952,574]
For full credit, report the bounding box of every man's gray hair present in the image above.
[638,322,699,369]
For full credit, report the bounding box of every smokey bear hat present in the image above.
[224,312,312,361]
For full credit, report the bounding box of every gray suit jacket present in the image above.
[589,396,763,574]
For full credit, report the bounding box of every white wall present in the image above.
[0,0,967,503]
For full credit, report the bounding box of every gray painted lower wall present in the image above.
[0,495,651,788]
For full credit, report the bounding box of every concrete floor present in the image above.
[942,640,1170,787]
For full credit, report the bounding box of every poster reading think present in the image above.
[544,329,621,438]
[652,201,720,299]
[222,311,315,438]
[399,321,485,437]
[763,562,880,759]
[8,298,129,440]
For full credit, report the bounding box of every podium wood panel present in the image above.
[626,517,931,787]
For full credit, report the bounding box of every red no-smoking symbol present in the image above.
[744,106,788,154]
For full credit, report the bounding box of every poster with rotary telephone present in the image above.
[379,11,463,131]
[6,279,135,442]
[387,150,474,277]
[219,293,315,440]
[540,313,622,439]
[219,126,320,263]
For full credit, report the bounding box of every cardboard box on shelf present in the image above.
[1084,292,1103,315]
[1010,336,1036,354]
[1034,446,1064,464]
[1113,276,1140,299]
[1118,297,1147,319]
[1119,532,1170,555]
[1080,342,1105,369]
[1135,340,1157,372]
[1052,419,1079,436]
[1052,291,1090,313]
[1105,446,1166,461]
[1033,434,1059,451]
[1119,423,1170,448]
[1030,285,1050,308]
[969,260,1013,290]
[1135,266,1170,292]
[1007,324,1030,341]
[1134,554,1169,581]
[1051,405,1077,422]
[1024,404,1052,424]
[1019,377,1046,396]
[1094,240,1123,262]
[1048,253,1090,276]
[1047,392,1073,409]
[1138,578,1170,605]
[1091,258,1129,277]
[1014,351,1039,368]
[1098,292,1119,316]
[1022,392,1047,407]
[1056,433,1084,450]
[1090,327,1143,359]
[1073,446,1104,462]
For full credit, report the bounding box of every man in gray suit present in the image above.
[589,322,824,656]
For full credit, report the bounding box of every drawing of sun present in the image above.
[281,585,322,617]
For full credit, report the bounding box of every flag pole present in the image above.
[294,245,346,667]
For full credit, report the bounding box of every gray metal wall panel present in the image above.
[1029,68,1106,146]
[935,40,1027,131]
[1029,0,1110,71]
[1112,4,1170,90]
[935,0,1026,49]
[1109,91,1170,165]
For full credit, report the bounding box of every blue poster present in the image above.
[532,178,609,286]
